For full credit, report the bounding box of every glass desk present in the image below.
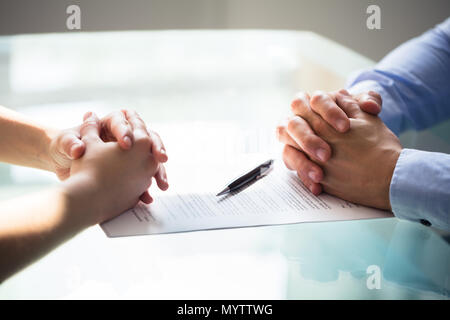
[0,30,449,299]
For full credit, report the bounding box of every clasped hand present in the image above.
[277,89,402,210]
[50,109,168,225]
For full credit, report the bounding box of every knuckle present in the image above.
[290,98,301,112]
[311,91,327,105]
[291,92,309,114]
[287,117,299,132]
[340,96,354,105]
[325,104,342,119]
[347,101,360,112]
[294,91,309,101]
[347,101,360,113]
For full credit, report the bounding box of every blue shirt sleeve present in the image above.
[390,149,450,231]
[347,17,450,136]
[346,18,450,231]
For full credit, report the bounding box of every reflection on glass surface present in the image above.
[282,219,449,299]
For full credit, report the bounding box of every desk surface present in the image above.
[0,30,449,299]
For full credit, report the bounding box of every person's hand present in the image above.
[48,109,168,203]
[49,109,167,178]
[64,112,163,225]
[277,91,401,210]
[276,89,382,195]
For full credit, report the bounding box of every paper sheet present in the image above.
[101,161,393,237]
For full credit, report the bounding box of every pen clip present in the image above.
[256,160,274,179]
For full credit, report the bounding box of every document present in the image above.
[101,161,392,237]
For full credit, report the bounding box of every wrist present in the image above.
[60,172,101,228]
[41,127,59,173]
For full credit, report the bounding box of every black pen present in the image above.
[216,159,274,196]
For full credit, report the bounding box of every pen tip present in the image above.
[216,187,229,197]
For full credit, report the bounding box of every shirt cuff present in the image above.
[389,148,450,231]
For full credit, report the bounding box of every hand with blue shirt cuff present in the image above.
[277,18,450,231]
[276,89,383,195]
[277,89,450,231]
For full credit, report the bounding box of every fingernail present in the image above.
[308,171,320,183]
[123,136,132,148]
[316,148,328,162]
[336,119,348,132]
[160,148,166,155]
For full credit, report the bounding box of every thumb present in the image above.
[80,111,102,144]
[58,131,85,159]
[356,91,382,115]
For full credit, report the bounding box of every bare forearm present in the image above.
[0,105,56,171]
[0,175,95,283]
